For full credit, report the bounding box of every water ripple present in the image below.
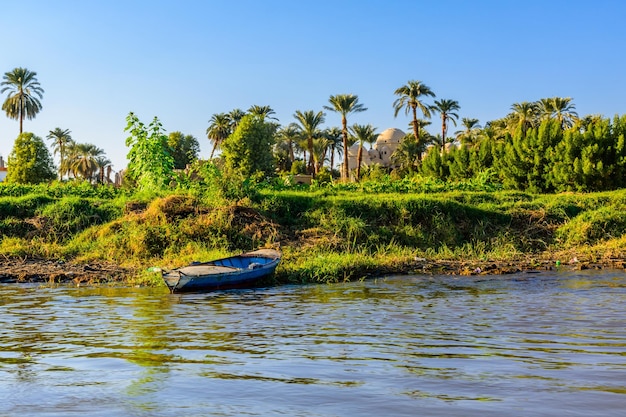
[1,270,625,416]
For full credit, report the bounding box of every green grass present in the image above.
[2,181,626,285]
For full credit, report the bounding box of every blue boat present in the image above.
[162,249,281,293]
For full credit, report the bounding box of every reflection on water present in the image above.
[1,270,625,416]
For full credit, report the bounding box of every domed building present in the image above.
[346,128,406,171]
[373,128,405,166]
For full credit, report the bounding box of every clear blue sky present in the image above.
[1,0,624,172]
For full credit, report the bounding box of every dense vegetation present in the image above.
[1,176,625,286]
[421,116,626,193]
[2,68,626,288]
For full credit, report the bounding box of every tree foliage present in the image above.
[293,110,326,176]
[6,132,56,184]
[393,80,435,157]
[1,67,44,133]
[64,143,105,182]
[350,123,377,181]
[324,94,367,181]
[221,114,276,179]
[206,112,232,159]
[432,98,460,149]
[168,131,200,169]
[125,112,174,191]
[46,127,74,179]
[417,115,626,193]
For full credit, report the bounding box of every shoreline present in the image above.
[1,254,624,288]
[0,257,134,286]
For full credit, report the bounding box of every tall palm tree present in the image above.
[293,110,325,176]
[46,127,74,179]
[324,127,343,174]
[350,124,378,181]
[206,113,232,159]
[324,94,367,181]
[432,99,460,152]
[393,80,435,159]
[509,101,539,137]
[455,118,482,148]
[248,105,278,121]
[1,67,44,133]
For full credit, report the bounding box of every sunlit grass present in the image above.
[2,180,626,285]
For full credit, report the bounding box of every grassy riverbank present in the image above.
[1,180,626,287]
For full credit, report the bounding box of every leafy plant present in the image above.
[6,132,56,184]
[125,112,175,191]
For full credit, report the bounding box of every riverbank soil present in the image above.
[0,257,134,285]
[1,252,624,287]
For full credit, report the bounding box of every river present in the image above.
[1,269,625,416]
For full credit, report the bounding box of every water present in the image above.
[1,269,625,417]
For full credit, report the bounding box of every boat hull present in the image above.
[162,249,281,293]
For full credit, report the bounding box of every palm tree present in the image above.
[324,94,367,181]
[537,98,554,121]
[549,97,578,129]
[277,123,301,163]
[509,101,539,137]
[391,134,422,174]
[293,110,325,176]
[393,80,435,159]
[94,156,112,184]
[248,105,277,121]
[65,143,104,182]
[228,108,246,129]
[432,99,460,152]
[455,118,482,148]
[484,118,511,142]
[295,137,309,167]
[46,128,74,179]
[410,119,432,133]
[350,124,378,181]
[206,113,232,159]
[1,67,44,133]
[324,127,343,174]
[575,114,603,133]
[312,136,331,174]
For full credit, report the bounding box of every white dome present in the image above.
[376,128,405,146]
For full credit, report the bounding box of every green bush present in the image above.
[36,197,123,241]
[0,194,53,217]
[556,206,626,247]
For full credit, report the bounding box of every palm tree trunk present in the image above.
[330,145,335,173]
[19,97,23,134]
[341,116,349,182]
[356,142,363,181]
[209,140,219,159]
[441,115,446,153]
[307,136,315,176]
[411,106,421,161]
[59,148,64,180]
[288,140,294,162]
